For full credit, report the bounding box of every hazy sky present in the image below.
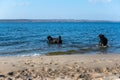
[0,0,120,21]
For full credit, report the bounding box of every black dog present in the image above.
[47,35,62,44]
[98,34,108,47]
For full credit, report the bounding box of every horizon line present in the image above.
[0,19,120,22]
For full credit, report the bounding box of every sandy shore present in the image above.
[0,54,120,80]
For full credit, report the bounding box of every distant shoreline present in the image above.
[0,19,119,22]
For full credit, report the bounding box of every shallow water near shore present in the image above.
[0,22,120,56]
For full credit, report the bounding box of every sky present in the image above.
[0,0,120,21]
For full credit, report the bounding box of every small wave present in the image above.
[14,35,42,40]
[0,36,14,41]
[79,45,109,54]
[0,34,42,42]
[0,48,43,55]
[0,41,26,46]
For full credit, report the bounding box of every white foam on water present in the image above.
[16,53,42,57]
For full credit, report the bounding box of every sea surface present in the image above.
[0,22,120,56]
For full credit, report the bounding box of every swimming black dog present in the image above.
[98,34,108,47]
[47,35,62,44]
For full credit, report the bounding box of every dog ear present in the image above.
[99,34,103,37]
[47,36,51,39]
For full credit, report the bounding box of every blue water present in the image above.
[0,22,120,56]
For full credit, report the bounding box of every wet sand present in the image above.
[0,54,120,80]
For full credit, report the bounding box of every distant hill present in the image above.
[0,19,118,22]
